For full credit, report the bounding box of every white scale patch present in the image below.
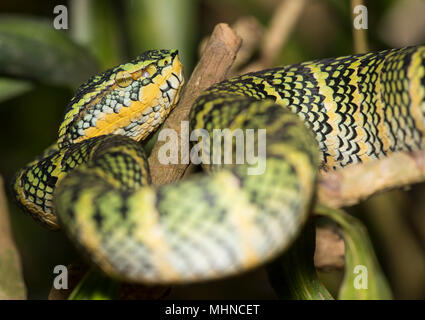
[71,80,143,140]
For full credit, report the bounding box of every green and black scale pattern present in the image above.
[13,46,425,283]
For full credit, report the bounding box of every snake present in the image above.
[12,46,425,284]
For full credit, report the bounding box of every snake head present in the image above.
[57,49,184,148]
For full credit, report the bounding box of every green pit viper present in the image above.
[13,46,425,284]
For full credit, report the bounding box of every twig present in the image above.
[241,0,306,74]
[314,224,345,271]
[315,149,425,271]
[0,176,27,299]
[226,16,265,77]
[318,150,425,209]
[148,23,242,186]
[259,0,306,66]
[351,0,369,53]
[199,17,264,76]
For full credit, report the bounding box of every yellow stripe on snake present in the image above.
[13,46,425,283]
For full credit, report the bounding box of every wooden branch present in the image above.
[200,17,264,77]
[241,0,306,73]
[318,150,425,209]
[225,16,265,77]
[148,23,242,186]
[0,176,27,299]
[314,149,425,271]
[314,225,345,271]
[259,0,306,65]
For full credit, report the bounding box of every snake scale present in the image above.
[13,46,425,284]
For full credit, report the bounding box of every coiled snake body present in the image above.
[13,46,425,283]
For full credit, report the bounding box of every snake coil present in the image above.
[13,46,425,283]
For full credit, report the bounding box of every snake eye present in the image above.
[115,71,133,87]
[131,68,151,80]
[160,57,172,67]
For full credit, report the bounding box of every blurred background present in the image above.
[0,0,424,299]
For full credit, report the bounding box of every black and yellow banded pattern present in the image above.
[12,46,425,283]
[193,46,425,170]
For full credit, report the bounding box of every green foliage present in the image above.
[124,0,199,72]
[0,15,99,88]
[0,78,32,103]
[68,269,119,300]
[315,205,393,300]
[69,0,124,69]
[267,221,334,300]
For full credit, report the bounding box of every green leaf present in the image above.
[68,269,120,300]
[69,0,124,69]
[0,15,99,87]
[123,0,199,72]
[315,205,393,300]
[0,77,32,103]
[267,221,334,300]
